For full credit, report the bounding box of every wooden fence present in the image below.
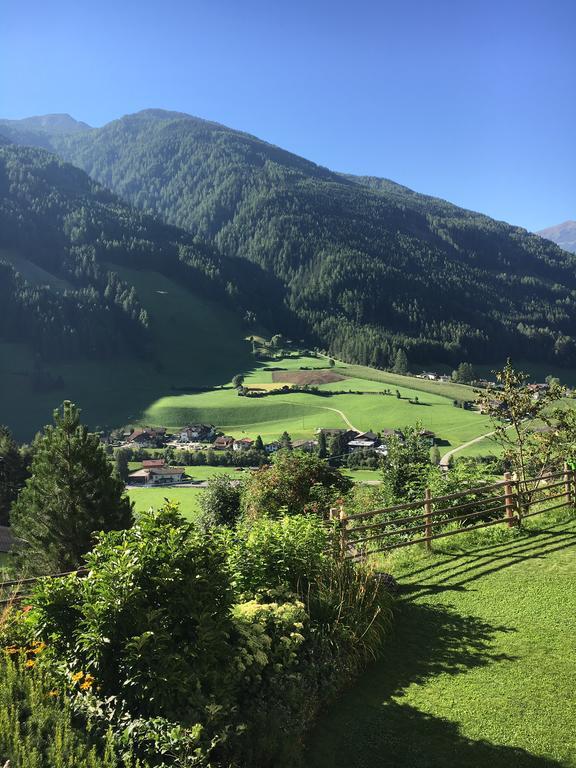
[330,464,575,560]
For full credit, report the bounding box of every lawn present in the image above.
[306,512,576,768]
[127,486,204,520]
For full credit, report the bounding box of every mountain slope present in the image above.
[3,109,576,368]
[538,221,576,254]
[0,144,276,437]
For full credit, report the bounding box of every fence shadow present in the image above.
[305,599,561,768]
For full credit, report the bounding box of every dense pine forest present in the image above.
[0,143,288,365]
[2,110,576,368]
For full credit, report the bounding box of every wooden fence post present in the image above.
[424,487,432,550]
[339,507,348,557]
[503,471,516,527]
[563,462,572,507]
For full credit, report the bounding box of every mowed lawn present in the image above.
[127,486,203,520]
[306,513,576,768]
[142,358,492,451]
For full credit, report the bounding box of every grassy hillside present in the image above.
[0,266,254,439]
[140,357,492,449]
[307,512,576,768]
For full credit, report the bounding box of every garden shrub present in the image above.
[240,451,352,519]
[228,514,334,597]
[197,473,243,529]
[10,504,393,768]
[28,504,237,752]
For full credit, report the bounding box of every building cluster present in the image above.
[121,423,437,486]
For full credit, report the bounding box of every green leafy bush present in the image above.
[240,451,352,519]
[12,503,393,768]
[30,505,236,726]
[229,514,334,597]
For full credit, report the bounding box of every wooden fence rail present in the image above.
[330,463,575,560]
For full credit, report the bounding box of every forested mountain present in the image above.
[3,110,576,367]
[0,144,285,363]
[538,221,576,254]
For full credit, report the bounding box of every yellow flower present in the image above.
[31,642,46,654]
[71,671,84,683]
[25,659,35,668]
[48,690,58,697]
[4,646,19,655]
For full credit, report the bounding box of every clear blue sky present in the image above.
[1,0,574,231]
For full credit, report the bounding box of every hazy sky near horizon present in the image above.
[1,0,574,231]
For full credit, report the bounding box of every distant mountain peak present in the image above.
[537,220,576,254]
[0,113,92,135]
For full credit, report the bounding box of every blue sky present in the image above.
[1,0,574,231]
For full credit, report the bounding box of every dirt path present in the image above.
[440,430,495,466]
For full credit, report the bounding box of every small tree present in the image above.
[232,374,245,389]
[317,430,328,459]
[392,349,408,375]
[279,431,293,451]
[254,434,265,451]
[381,425,431,503]
[241,451,352,519]
[477,360,563,509]
[11,401,133,574]
[198,474,243,529]
[452,362,475,384]
[114,447,130,483]
[328,358,335,368]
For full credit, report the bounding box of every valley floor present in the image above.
[306,513,576,768]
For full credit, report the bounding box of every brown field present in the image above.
[272,369,347,386]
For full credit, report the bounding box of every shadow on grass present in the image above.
[397,521,576,600]
[305,600,560,768]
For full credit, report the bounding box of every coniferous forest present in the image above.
[2,110,576,369]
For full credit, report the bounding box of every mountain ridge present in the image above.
[538,221,576,254]
[2,109,575,369]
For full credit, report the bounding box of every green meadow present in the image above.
[141,358,493,452]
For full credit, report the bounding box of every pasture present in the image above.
[141,357,493,452]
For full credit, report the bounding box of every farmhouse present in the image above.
[128,465,186,486]
[292,439,319,452]
[213,435,235,451]
[178,424,216,443]
[126,427,167,447]
[348,431,379,451]
[233,438,254,451]
[265,441,280,453]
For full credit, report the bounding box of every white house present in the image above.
[128,466,187,486]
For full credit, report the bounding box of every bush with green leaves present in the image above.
[197,473,243,529]
[240,450,352,519]
[29,504,236,728]
[229,514,393,689]
[228,514,334,598]
[13,503,393,768]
